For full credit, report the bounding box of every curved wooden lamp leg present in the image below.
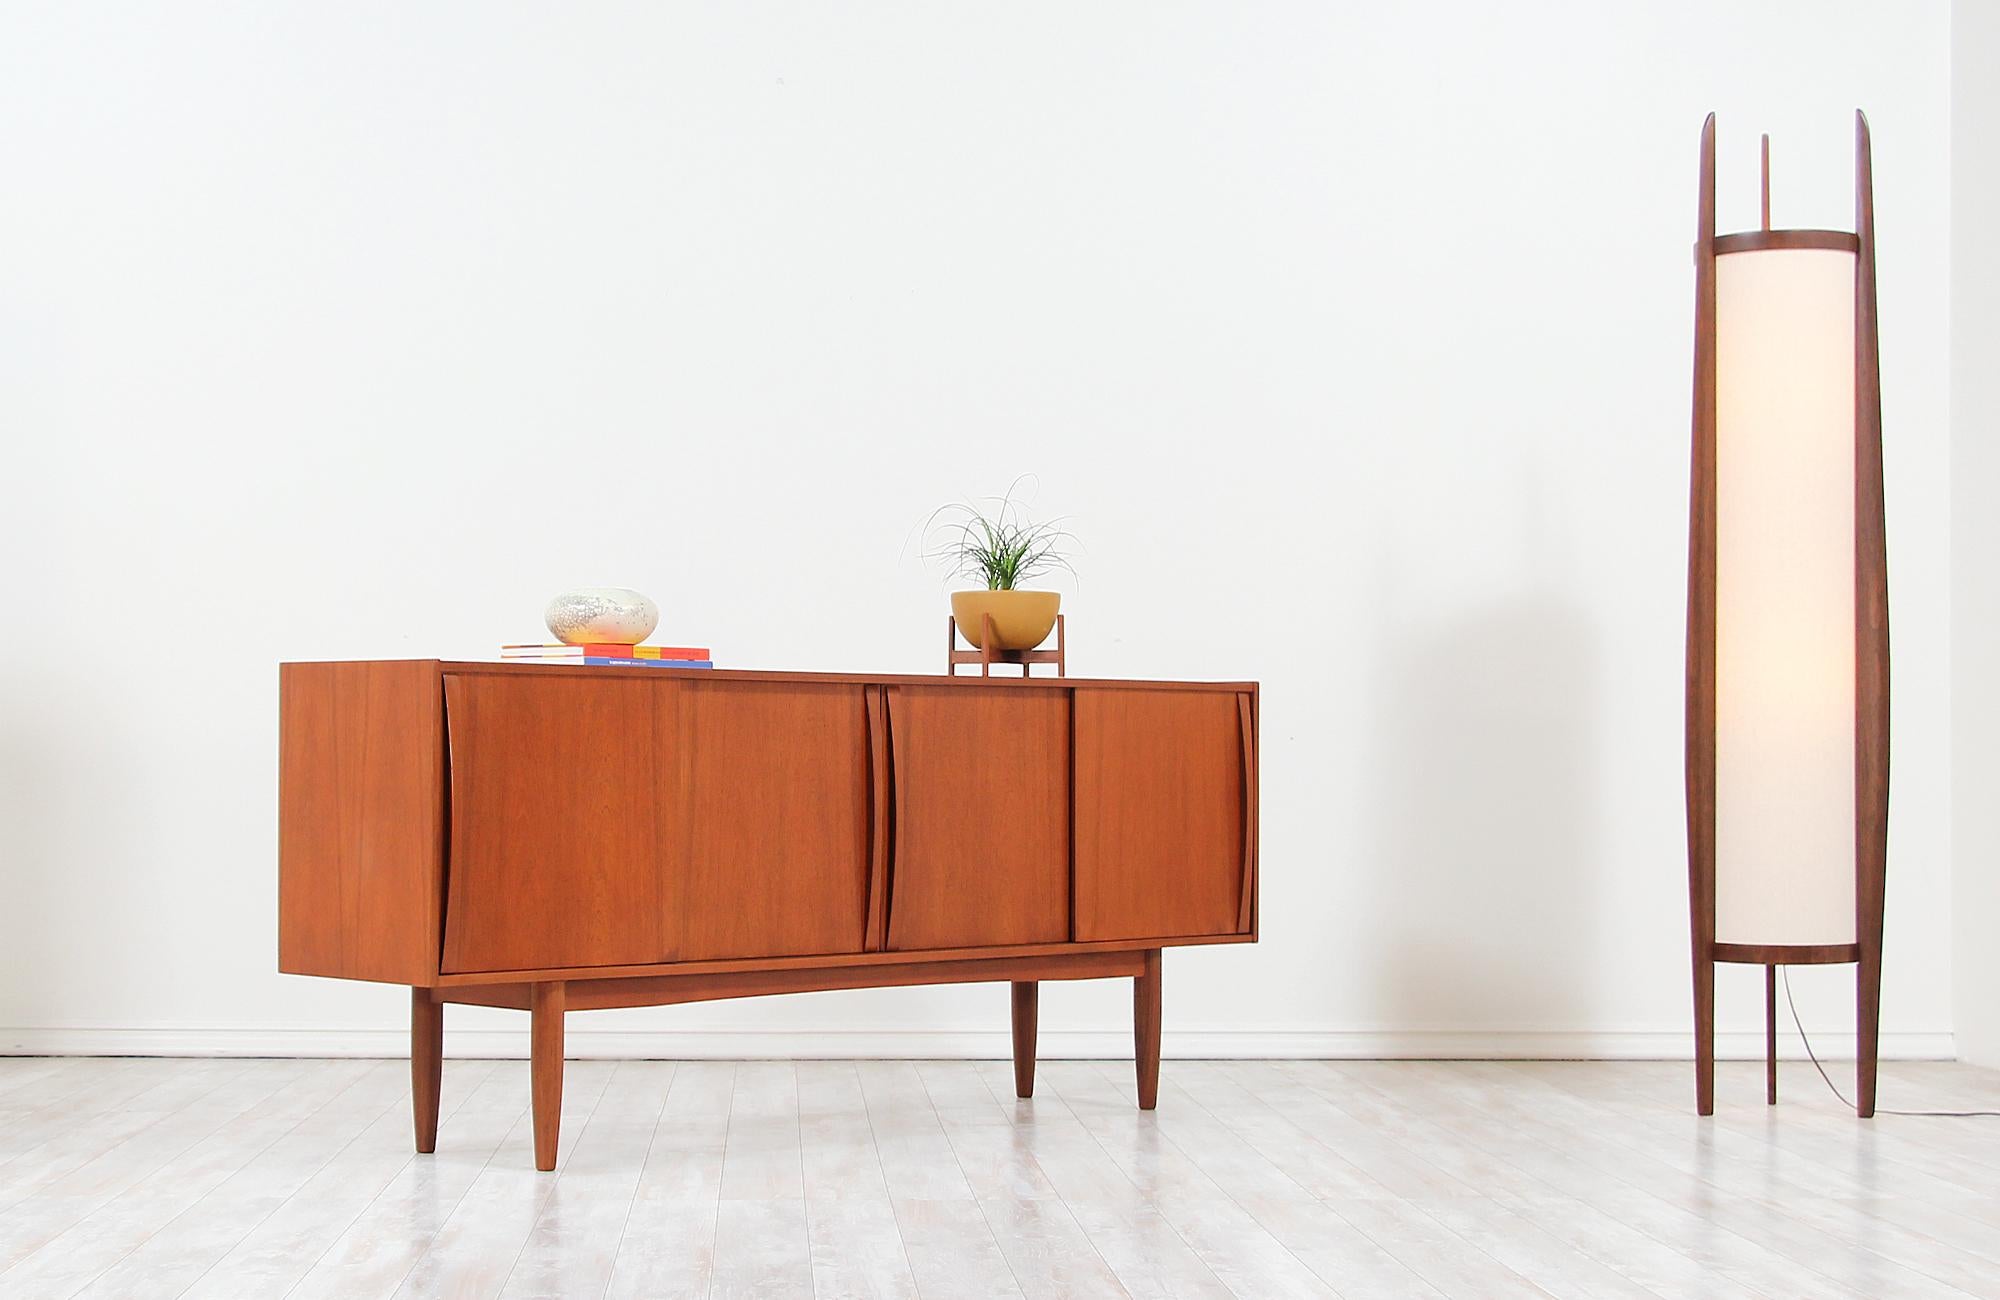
[531,981,566,1171]
[1011,981,1038,1098]
[412,988,442,1154]
[1688,113,1719,1122]
[1134,949,1161,1110]
[1854,107,1889,1123]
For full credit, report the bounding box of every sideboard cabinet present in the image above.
[279,661,1258,1168]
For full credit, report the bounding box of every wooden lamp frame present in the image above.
[1686,111,1889,1116]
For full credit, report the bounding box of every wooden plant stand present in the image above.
[947,613,1066,677]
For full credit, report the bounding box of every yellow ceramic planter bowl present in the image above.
[951,590,1061,651]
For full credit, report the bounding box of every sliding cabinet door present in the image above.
[886,685,1070,950]
[671,679,871,960]
[442,673,673,973]
[1074,688,1254,942]
[442,673,872,974]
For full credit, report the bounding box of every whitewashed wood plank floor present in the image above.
[1,1058,1997,1299]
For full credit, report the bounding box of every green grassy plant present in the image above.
[923,480,1076,591]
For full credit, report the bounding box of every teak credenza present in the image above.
[279,661,1259,1169]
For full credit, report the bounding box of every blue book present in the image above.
[581,657,714,669]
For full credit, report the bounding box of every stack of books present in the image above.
[501,643,714,669]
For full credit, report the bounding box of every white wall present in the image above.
[1,1,1958,1063]
[1952,0,2000,1067]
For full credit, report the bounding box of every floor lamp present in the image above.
[1686,112,1889,1116]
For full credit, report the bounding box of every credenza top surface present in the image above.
[282,660,1258,694]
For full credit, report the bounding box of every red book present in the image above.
[585,644,710,661]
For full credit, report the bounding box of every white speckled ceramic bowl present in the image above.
[544,588,660,645]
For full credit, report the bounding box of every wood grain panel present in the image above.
[1074,688,1247,941]
[278,659,443,985]
[440,673,671,973]
[885,685,1070,951]
[672,679,870,960]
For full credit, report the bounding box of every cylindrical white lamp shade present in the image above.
[1712,246,1857,946]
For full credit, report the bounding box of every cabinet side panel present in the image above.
[1074,688,1246,942]
[279,660,443,984]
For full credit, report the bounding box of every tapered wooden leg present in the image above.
[1134,949,1161,1110]
[1010,981,1038,1098]
[1858,952,1881,1118]
[1693,955,1714,1115]
[412,987,442,1154]
[1765,964,1778,1105]
[530,981,565,1171]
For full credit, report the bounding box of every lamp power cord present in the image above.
[1781,968,2000,1118]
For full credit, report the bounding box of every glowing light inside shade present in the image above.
[1713,246,1858,947]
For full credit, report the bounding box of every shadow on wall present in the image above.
[1360,593,1607,1034]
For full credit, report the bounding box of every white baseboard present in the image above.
[0,1026,1956,1061]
